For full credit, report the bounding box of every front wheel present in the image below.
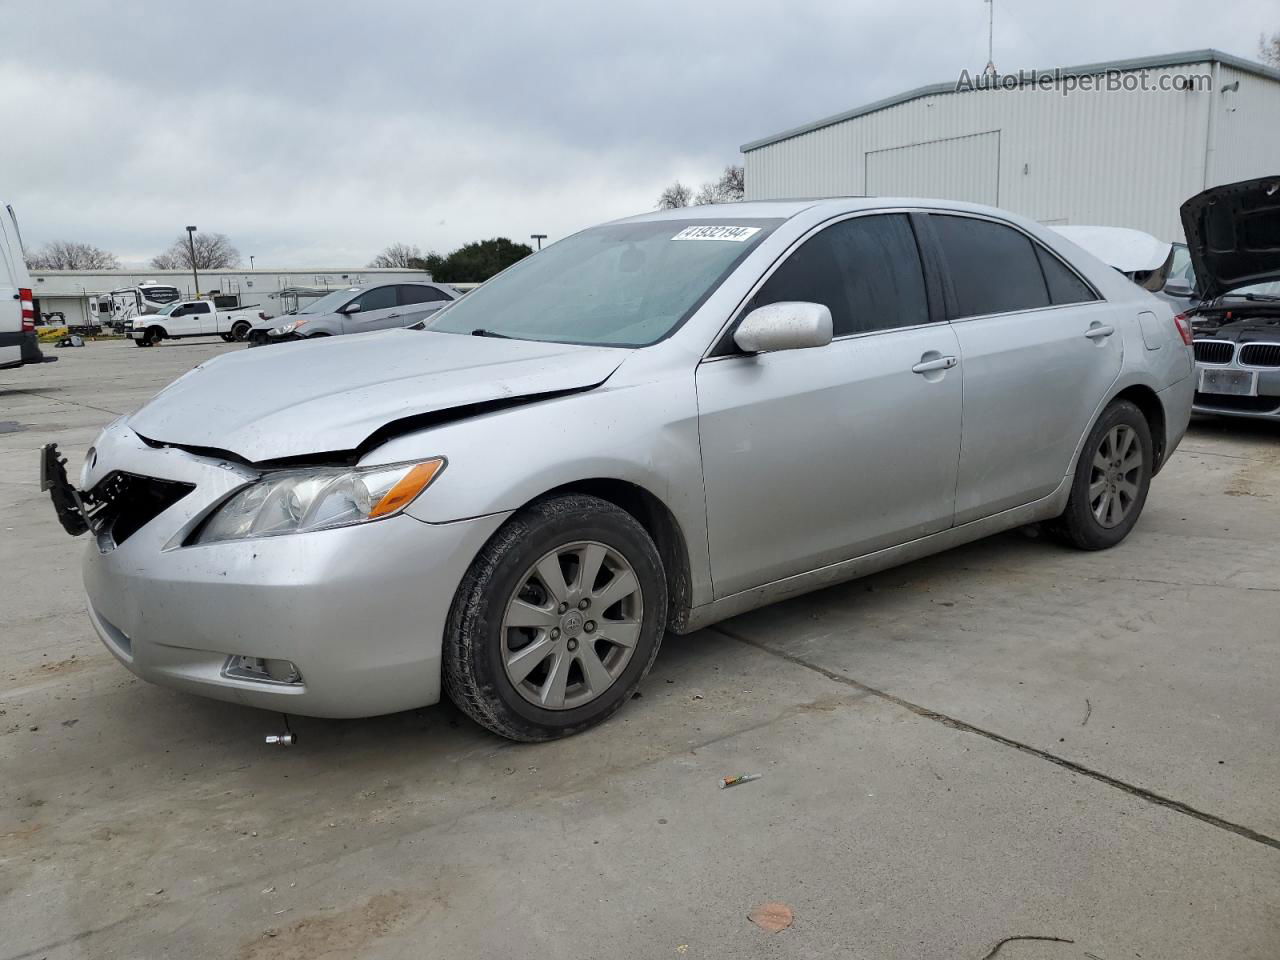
[1055,399,1153,550]
[142,327,164,347]
[444,494,667,741]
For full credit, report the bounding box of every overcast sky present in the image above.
[1,0,1275,267]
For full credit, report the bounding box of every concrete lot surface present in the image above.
[2,339,1277,959]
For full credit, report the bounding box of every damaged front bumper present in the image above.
[43,422,508,718]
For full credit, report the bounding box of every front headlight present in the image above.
[268,320,298,337]
[194,458,445,544]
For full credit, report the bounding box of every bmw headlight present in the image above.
[194,458,445,544]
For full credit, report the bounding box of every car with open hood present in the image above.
[1180,176,1280,420]
[43,198,1194,741]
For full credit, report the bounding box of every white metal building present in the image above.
[742,50,1280,241]
[30,267,432,327]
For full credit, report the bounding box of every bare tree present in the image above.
[694,165,746,205]
[151,232,241,270]
[657,181,693,209]
[1262,31,1280,67]
[369,242,425,268]
[25,241,120,270]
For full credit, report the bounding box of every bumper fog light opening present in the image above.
[223,655,304,686]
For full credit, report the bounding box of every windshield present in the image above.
[299,288,360,314]
[155,303,179,316]
[428,218,780,346]
[1167,243,1196,289]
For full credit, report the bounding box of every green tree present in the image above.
[426,237,533,283]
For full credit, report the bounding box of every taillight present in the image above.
[259,312,268,321]
[1172,313,1193,346]
[19,287,34,332]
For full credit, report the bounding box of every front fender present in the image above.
[364,372,712,605]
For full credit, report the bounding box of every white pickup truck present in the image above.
[131,300,266,346]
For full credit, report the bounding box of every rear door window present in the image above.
[931,215,1051,318]
[751,213,931,336]
[398,285,450,305]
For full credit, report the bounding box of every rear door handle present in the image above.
[1085,324,1115,339]
[911,355,958,374]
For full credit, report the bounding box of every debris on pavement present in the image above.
[719,773,762,789]
[747,902,793,933]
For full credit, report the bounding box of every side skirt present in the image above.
[678,476,1072,634]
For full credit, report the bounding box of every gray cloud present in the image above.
[3,0,1275,266]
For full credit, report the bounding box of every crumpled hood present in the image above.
[1180,175,1280,300]
[1052,225,1172,285]
[128,330,629,463]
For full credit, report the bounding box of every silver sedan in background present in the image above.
[247,280,458,344]
[46,197,1194,741]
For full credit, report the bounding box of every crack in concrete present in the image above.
[981,935,1074,958]
[4,387,123,417]
[711,625,1280,852]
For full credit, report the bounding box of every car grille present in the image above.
[1193,340,1233,364]
[86,472,195,544]
[1239,343,1280,368]
[1194,393,1280,414]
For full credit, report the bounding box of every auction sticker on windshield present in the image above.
[671,225,762,242]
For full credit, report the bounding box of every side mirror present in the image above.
[733,301,833,354]
[341,302,362,314]
[1163,281,1193,298]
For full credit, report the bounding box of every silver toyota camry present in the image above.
[44,197,1195,741]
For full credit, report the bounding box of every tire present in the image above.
[231,322,251,342]
[143,327,164,347]
[133,337,147,348]
[444,494,667,741]
[1055,399,1153,550]
[219,333,235,343]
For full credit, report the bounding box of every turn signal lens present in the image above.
[369,460,444,518]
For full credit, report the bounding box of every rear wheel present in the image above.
[1055,400,1152,550]
[444,494,667,741]
[231,321,251,342]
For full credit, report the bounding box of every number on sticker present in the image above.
[670,225,762,242]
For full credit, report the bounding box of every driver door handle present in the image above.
[1085,324,1115,339]
[911,355,958,374]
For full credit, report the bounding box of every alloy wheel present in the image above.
[1089,424,1143,528]
[500,540,643,710]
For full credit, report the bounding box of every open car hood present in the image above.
[1180,175,1280,300]
[128,330,629,463]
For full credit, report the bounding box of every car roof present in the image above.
[611,196,1045,227]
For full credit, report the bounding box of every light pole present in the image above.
[185,226,200,298]
[531,233,547,251]
[250,255,255,270]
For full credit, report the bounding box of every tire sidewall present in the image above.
[1066,400,1153,549]
[449,500,666,739]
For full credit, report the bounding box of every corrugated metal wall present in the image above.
[743,61,1274,241]
[865,131,1001,205]
[1209,66,1280,186]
